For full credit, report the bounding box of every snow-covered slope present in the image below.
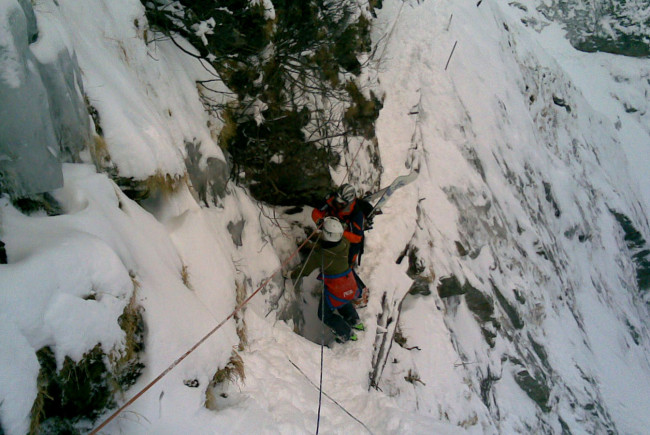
[368,1,650,433]
[1,0,649,434]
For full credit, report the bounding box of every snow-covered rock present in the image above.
[1,0,649,434]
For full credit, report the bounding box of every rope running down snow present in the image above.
[92,73,370,434]
[316,249,326,434]
[89,228,322,435]
[287,357,374,435]
[91,136,364,432]
[372,0,406,66]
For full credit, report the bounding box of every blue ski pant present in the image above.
[317,297,359,340]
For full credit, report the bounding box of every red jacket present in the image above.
[312,197,363,245]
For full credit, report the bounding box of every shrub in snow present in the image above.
[87,124,188,201]
[29,295,145,434]
[204,351,245,411]
[86,130,178,203]
[87,123,188,201]
[404,369,425,386]
[113,288,146,388]
[9,192,62,217]
[87,135,114,177]
[226,106,337,205]
[142,0,379,205]
[114,171,188,202]
[31,345,114,434]
[343,81,383,140]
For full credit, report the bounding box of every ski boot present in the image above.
[335,332,358,343]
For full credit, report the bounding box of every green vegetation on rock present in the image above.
[142,0,379,205]
[29,293,145,434]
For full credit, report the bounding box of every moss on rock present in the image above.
[31,345,114,434]
[343,81,382,140]
[29,292,145,433]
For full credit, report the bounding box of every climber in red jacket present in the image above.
[312,183,369,266]
[311,183,371,307]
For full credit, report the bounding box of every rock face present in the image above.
[184,139,230,205]
[0,0,90,197]
[34,49,90,164]
[16,0,37,42]
[538,0,650,58]
[0,1,62,196]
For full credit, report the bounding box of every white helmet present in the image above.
[322,217,344,242]
[337,183,356,204]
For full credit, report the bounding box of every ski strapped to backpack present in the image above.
[362,167,420,222]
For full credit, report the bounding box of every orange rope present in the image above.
[89,228,321,434]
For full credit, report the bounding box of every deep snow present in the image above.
[1,0,649,434]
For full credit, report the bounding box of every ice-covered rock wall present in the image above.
[0,0,91,197]
[1,0,62,196]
